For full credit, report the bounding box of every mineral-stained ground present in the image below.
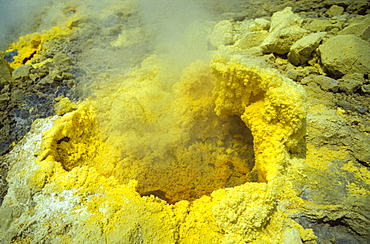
[0,0,369,243]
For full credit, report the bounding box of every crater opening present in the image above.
[135,115,256,204]
[52,106,256,204]
[49,61,261,204]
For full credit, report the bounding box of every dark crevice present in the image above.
[22,51,36,64]
[356,159,369,168]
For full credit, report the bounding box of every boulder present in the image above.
[260,7,308,54]
[318,35,370,77]
[338,73,365,94]
[325,5,344,17]
[12,65,32,81]
[288,32,326,66]
[312,75,339,92]
[249,18,270,31]
[210,20,234,49]
[0,57,12,81]
[234,31,269,49]
[305,19,344,33]
[338,16,370,40]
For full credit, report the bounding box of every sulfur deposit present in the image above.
[0,1,369,243]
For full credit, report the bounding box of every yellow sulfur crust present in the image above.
[25,53,314,243]
[211,53,307,182]
[6,27,70,70]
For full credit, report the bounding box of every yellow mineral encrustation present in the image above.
[211,53,307,182]
[1,1,369,243]
[23,51,314,243]
[6,27,70,70]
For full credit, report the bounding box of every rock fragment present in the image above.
[12,65,32,81]
[313,75,339,92]
[260,7,308,54]
[288,32,326,66]
[325,5,344,17]
[305,18,345,33]
[347,0,370,15]
[210,20,234,48]
[249,18,270,31]
[234,31,269,50]
[338,16,370,40]
[53,52,73,70]
[0,57,12,82]
[54,96,74,116]
[338,73,365,94]
[318,35,370,77]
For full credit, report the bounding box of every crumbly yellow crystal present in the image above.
[26,53,311,243]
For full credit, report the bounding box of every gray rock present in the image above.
[339,79,363,94]
[318,35,370,77]
[313,75,339,92]
[338,73,365,94]
[288,32,326,66]
[337,101,357,112]
[10,90,25,102]
[12,65,32,81]
[356,106,368,113]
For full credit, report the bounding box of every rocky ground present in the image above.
[0,0,369,243]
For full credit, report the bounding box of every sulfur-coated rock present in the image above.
[304,18,344,33]
[234,31,269,50]
[0,57,12,82]
[318,35,370,77]
[210,20,234,49]
[260,7,308,54]
[53,52,73,70]
[338,16,370,41]
[362,84,370,94]
[54,96,74,116]
[325,5,344,17]
[249,18,270,31]
[288,32,326,66]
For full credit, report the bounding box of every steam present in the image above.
[0,0,78,50]
[0,0,256,201]
[0,0,46,50]
[137,0,211,72]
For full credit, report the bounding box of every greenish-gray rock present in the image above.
[318,35,370,77]
[288,32,326,66]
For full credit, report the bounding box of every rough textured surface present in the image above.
[211,53,306,182]
[318,35,370,78]
[0,28,76,156]
[0,1,369,243]
[338,16,370,40]
[261,7,308,54]
[0,57,313,243]
[288,32,326,66]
